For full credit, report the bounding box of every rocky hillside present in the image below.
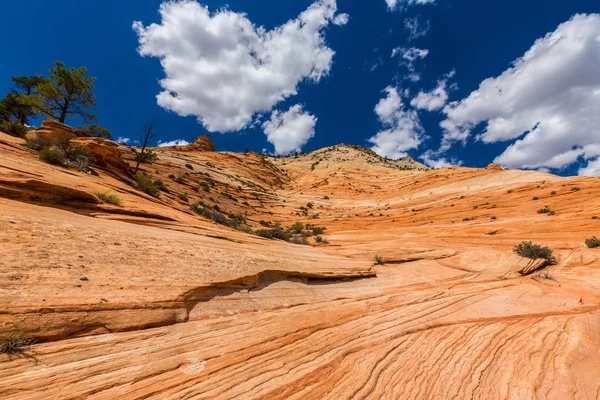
[1,122,599,399]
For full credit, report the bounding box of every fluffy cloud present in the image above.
[440,14,600,175]
[262,105,317,155]
[391,47,429,81]
[404,17,430,41]
[157,139,191,147]
[411,70,456,111]
[420,150,463,168]
[116,137,131,144]
[368,87,425,159]
[134,0,343,133]
[333,13,349,26]
[386,0,436,11]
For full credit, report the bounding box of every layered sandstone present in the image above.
[0,130,599,399]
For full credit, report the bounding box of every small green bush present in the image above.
[136,172,160,198]
[25,134,53,150]
[178,193,189,203]
[571,187,581,192]
[0,120,28,137]
[39,147,66,166]
[0,330,34,356]
[513,241,556,265]
[375,255,385,265]
[185,163,194,170]
[96,191,122,206]
[57,141,92,170]
[585,236,600,248]
[537,206,555,215]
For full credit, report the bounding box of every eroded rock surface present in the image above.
[0,131,599,399]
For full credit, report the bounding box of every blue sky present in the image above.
[1,0,599,175]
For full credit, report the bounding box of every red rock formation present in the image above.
[0,134,599,399]
[70,137,132,177]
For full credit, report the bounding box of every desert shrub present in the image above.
[242,201,250,206]
[291,221,304,234]
[0,120,28,137]
[25,134,53,150]
[154,179,166,191]
[315,235,329,244]
[56,141,92,170]
[259,220,272,227]
[491,216,497,220]
[323,195,330,200]
[585,236,600,248]
[178,193,189,203]
[290,235,310,245]
[190,203,249,232]
[571,187,581,192]
[306,202,314,209]
[550,191,557,195]
[200,182,210,192]
[311,226,326,235]
[256,226,292,242]
[593,216,599,220]
[136,172,160,198]
[513,241,556,265]
[39,147,66,166]
[537,206,555,215]
[134,149,158,164]
[532,196,539,200]
[185,163,194,170]
[375,255,385,265]
[96,191,122,206]
[0,330,34,356]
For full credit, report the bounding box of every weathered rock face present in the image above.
[0,135,599,399]
[176,135,215,152]
[70,137,132,177]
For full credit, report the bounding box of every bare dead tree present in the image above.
[134,120,156,175]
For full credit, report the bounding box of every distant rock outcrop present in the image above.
[175,135,215,152]
[486,163,503,171]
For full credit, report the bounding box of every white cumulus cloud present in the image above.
[419,150,462,168]
[386,0,436,11]
[368,87,425,159]
[157,139,191,147]
[263,105,317,155]
[133,0,340,133]
[411,70,456,111]
[333,13,349,26]
[439,14,600,176]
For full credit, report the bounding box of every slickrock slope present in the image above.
[1,130,599,399]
